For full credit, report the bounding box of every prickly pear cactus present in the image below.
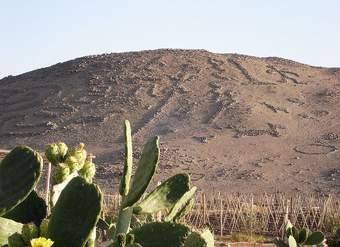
[8,232,25,247]
[0,217,23,246]
[133,174,193,215]
[184,229,214,247]
[39,219,49,238]
[79,160,96,183]
[3,190,47,225]
[165,186,197,222]
[45,142,68,166]
[50,171,78,208]
[21,222,39,244]
[0,146,43,216]
[52,163,71,184]
[274,219,325,247]
[65,143,87,172]
[48,176,103,247]
[119,120,133,197]
[122,136,160,208]
[131,222,191,247]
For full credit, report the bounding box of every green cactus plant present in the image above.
[3,190,47,226]
[0,146,43,216]
[122,136,160,208]
[0,120,212,247]
[45,142,68,166]
[64,143,87,173]
[39,219,49,238]
[111,120,208,246]
[52,163,71,184]
[21,222,39,244]
[47,176,103,247]
[274,219,325,247]
[0,217,23,246]
[164,186,197,222]
[119,120,133,197]
[133,174,193,215]
[7,232,25,247]
[131,222,191,247]
[79,160,96,183]
[47,142,95,208]
[184,229,214,247]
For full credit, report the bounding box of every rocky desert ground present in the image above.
[0,49,339,196]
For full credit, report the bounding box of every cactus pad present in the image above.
[165,186,197,222]
[304,231,324,245]
[48,176,103,247]
[133,173,192,215]
[131,222,191,247]
[119,120,133,196]
[0,146,43,216]
[123,136,160,208]
[184,229,214,247]
[3,190,47,225]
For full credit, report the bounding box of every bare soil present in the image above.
[1,49,339,196]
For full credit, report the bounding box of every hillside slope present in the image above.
[1,49,339,195]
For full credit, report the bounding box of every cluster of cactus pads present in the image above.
[100,120,213,247]
[0,120,214,247]
[274,217,325,247]
[0,143,102,247]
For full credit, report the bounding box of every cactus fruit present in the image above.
[21,223,39,244]
[47,176,103,247]
[39,219,49,238]
[0,146,43,216]
[79,160,96,183]
[133,174,192,215]
[65,143,87,172]
[52,163,71,184]
[131,222,191,247]
[45,142,68,166]
[119,120,133,196]
[7,233,25,247]
[3,190,47,226]
[122,136,160,208]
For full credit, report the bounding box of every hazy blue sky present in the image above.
[1,0,339,78]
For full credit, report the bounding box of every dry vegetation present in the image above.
[102,192,340,239]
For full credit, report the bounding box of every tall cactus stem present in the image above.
[119,120,133,196]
